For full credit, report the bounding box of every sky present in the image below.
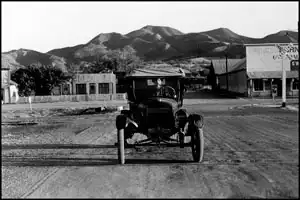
[1,1,298,53]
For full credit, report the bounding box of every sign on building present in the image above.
[246,43,298,72]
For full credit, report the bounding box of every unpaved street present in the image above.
[1,97,299,198]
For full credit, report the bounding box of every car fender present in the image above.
[188,114,204,129]
[126,117,138,128]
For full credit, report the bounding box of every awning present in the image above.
[247,71,299,79]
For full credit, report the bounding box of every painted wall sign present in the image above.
[246,44,299,72]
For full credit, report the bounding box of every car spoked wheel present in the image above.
[191,127,204,162]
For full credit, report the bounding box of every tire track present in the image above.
[232,116,298,164]
[221,115,297,163]
[19,114,118,198]
[202,115,297,166]
[245,117,296,148]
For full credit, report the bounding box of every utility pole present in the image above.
[225,53,229,91]
[281,56,286,107]
[280,32,293,108]
[7,69,11,104]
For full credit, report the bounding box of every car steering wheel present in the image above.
[157,86,176,98]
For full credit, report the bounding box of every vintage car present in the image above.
[115,68,204,164]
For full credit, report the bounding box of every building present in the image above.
[71,73,116,95]
[210,58,243,91]
[213,43,299,97]
[1,68,19,104]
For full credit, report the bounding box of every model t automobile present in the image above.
[115,68,204,164]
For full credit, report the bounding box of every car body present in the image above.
[115,68,204,164]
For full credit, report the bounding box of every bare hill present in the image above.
[3,25,298,70]
[1,49,68,72]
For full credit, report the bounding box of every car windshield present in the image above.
[153,85,176,99]
[128,78,179,102]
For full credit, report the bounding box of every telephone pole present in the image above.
[225,43,231,91]
[225,53,229,91]
[7,69,11,104]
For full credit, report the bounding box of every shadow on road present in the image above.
[2,144,117,150]
[2,157,193,167]
[2,144,194,166]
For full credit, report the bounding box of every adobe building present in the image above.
[71,73,116,95]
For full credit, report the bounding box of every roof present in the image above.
[126,68,185,78]
[231,58,246,72]
[247,71,299,79]
[211,58,244,75]
[146,64,192,74]
[223,58,246,74]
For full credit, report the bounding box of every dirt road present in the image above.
[2,101,298,198]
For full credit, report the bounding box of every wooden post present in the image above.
[7,70,11,104]
[226,54,229,91]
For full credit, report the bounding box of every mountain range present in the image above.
[2,25,298,71]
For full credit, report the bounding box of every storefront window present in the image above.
[253,79,264,91]
[89,83,96,94]
[76,84,86,94]
[292,79,299,90]
[98,83,109,94]
[264,80,271,91]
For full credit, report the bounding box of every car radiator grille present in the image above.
[146,108,174,128]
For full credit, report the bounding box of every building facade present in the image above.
[214,43,299,98]
[71,73,116,95]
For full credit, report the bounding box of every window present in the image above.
[89,83,96,94]
[292,79,299,90]
[98,83,109,94]
[76,84,86,94]
[253,79,263,91]
[291,60,299,71]
[264,79,271,91]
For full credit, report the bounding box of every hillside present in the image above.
[48,26,298,62]
[1,49,68,72]
[126,25,184,38]
[2,25,298,71]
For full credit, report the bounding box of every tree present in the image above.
[11,64,72,96]
[11,68,36,97]
[88,46,143,74]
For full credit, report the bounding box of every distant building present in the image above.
[1,68,19,104]
[49,73,117,96]
[71,73,116,95]
[210,58,243,91]
[212,43,299,97]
